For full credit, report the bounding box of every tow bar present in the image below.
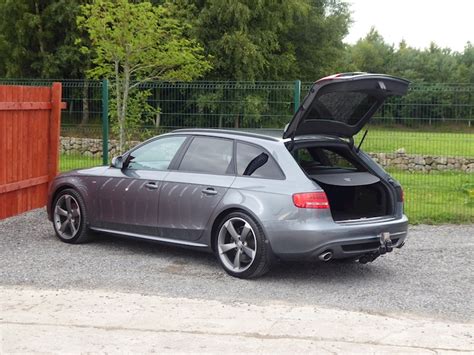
[378,232,393,254]
[359,232,393,264]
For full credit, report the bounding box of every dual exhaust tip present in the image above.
[318,250,333,262]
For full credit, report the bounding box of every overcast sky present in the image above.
[344,0,473,52]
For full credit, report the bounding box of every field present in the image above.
[60,154,101,172]
[354,129,473,157]
[389,170,473,224]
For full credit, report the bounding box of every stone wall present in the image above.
[61,136,139,159]
[368,149,474,173]
[60,136,474,173]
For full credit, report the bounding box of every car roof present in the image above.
[171,128,282,142]
[170,128,347,145]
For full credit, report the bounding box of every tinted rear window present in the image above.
[179,137,233,175]
[307,91,378,125]
[236,142,284,179]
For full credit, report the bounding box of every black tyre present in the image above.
[52,188,93,244]
[214,211,272,279]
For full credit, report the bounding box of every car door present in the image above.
[96,135,188,235]
[158,136,236,242]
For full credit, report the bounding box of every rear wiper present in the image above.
[356,129,368,153]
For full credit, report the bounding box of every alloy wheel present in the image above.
[53,194,82,240]
[217,217,257,272]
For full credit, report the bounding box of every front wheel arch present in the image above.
[51,187,93,244]
[50,183,89,219]
[49,184,75,218]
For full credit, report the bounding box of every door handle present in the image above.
[202,187,218,196]
[145,182,159,190]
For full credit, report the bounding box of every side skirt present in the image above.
[90,227,208,248]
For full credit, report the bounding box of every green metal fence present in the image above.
[1,78,472,223]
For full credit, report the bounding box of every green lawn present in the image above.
[355,129,474,157]
[389,169,473,224]
[60,154,102,172]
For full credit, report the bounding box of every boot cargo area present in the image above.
[291,142,395,222]
[316,180,391,221]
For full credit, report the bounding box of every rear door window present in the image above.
[236,142,284,179]
[178,136,234,175]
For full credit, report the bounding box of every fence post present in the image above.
[102,79,109,165]
[293,80,301,114]
[49,82,62,180]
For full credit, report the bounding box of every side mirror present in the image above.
[111,156,124,169]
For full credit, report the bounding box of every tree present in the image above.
[455,42,474,84]
[193,0,308,81]
[288,0,351,81]
[180,0,350,128]
[78,0,211,152]
[148,0,351,82]
[0,0,94,125]
[0,0,89,78]
[389,40,424,81]
[345,27,394,73]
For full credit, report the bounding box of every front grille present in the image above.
[341,238,399,252]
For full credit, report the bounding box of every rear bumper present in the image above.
[264,215,408,261]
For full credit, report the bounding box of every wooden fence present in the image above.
[0,83,64,220]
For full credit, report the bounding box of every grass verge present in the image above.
[389,169,473,224]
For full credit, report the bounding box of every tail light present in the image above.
[394,185,404,202]
[292,192,330,209]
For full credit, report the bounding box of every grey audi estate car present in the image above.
[48,73,409,278]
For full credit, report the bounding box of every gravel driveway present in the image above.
[1,209,473,322]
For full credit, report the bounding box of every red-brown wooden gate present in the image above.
[0,83,64,220]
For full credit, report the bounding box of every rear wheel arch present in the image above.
[210,207,265,253]
[212,210,273,278]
